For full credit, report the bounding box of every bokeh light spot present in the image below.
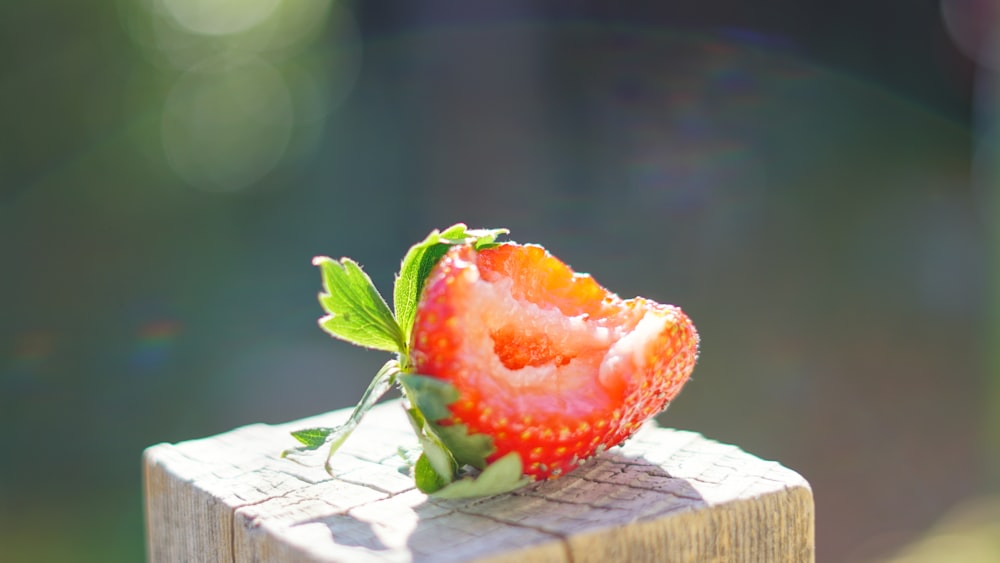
[11,330,57,373]
[941,0,1000,68]
[162,59,294,192]
[163,0,281,36]
[131,319,181,371]
[260,0,336,54]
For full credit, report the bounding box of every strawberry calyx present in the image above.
[399,373,531,495]
[284,224,527,498]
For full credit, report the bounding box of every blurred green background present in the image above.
[2,1,997,561]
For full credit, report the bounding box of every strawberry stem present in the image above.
[282,359,400,473]
[320,359,400,474]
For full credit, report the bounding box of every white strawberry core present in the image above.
[456,271,656,413]
[600,311,666,383]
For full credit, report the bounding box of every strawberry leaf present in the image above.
[430,452,532,499]
[314,256,404,353]
[397,372,457,421]
[289,427,336,449]
[404,406,457,487]
[398,373,495,470]
[434,423,494,470]
[393,224,509,349]
[414,453,450,494]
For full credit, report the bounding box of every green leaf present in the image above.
[404,406,457,485]
[289,427,336,449]
[431,453,533,499]
[438,223,468,239]
[398,373,495,470]
[414,453,450,494]
[397,373,458,421]
[434,423,494,470]
[314,256,404,353]
[402,389,512,496]
[393,224,509,349]
[282,360,399,473]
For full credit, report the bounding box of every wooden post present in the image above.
[144,400,814,562]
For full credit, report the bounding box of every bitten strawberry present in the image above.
[284,224,699,497]
[410,243,699,479]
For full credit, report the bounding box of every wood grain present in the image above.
[144,400,813,562]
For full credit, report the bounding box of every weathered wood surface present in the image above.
[144,400,814,562]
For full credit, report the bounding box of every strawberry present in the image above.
[285,224,699,497]
[409,242,699,479]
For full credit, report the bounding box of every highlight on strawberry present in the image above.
[282,224,700,498]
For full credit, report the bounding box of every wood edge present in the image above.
[794,484,817,562]
[556,482,815,563]
[142,441,241,563]
[141,443,172,563]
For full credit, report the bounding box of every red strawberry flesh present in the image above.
[410,243,699,479]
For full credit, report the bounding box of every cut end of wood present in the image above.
[143,400,814,563]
